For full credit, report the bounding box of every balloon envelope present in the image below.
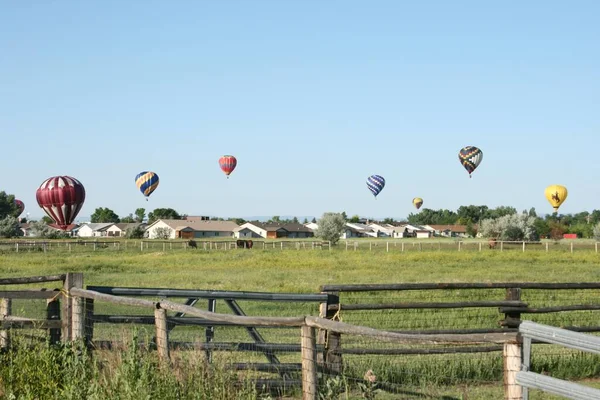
[36,176,85,230]
[458,146,483,177]
[135,171,159,199]
[219,155,237,178]
[413,197,423,210]
[545,184,568,212]
[366,175,385,197]
[14,199,24,217]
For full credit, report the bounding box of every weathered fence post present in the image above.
[504,340,523,400]
[72,290,85,341]
[0,298,11,349]
[62,273,83,342]
[522,241,525,253]
[301,324,318,400]
[154,306,170,364]
[503,287,523,399]
[317,292,342,375]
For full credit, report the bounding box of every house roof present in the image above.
[113,223,145,231]
[428,224,468,233]
[82,223,114,231]
[147,219,239,232]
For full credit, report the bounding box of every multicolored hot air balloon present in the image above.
[14,199,24,217]
[219,155,237,178]
[36,176,86,230]
[458,146,483,178]
[413,197,423,210]
[367,175,385,198]
[135,171,159,201]
[545,184,568,212]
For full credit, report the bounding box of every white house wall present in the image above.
[77,226,94,237]
[147,221,177,239]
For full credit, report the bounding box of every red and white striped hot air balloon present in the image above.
[35,175,86,230]
[218,155,237,179]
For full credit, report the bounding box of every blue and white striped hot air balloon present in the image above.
[366,175,385,198]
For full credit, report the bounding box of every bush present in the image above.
[478,213,538,241]
[0,216,24,238]
[316,212,346,245]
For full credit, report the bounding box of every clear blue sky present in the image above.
[1,1,599,221]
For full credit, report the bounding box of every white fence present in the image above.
[516,321,600,400]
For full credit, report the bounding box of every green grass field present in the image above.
[1,243,600,399]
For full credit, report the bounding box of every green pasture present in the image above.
[1,244,600,399]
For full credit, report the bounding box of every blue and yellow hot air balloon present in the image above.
[135,171,159,201]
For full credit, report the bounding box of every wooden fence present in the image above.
[516,321,600,399]
[3,274,600,399]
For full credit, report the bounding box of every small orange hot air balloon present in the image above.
[544,185,567,212]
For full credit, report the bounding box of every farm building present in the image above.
[145,219,239,239]
[106,223,146,237]
[426,225,468,238]
[345,223,377,237]
[77,223,114,238]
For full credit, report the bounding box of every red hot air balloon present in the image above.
[219,155,237,178]
[14,199,25,217]
[36,176,86,230]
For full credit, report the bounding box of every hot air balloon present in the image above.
[545,185,568,212]
[36,176,86,230]
[458,146,483,178]
[14,199,24,217]
[367,175,385,198]
[219,155,237,178]
[135,171,159,201]
[413,197,423,210]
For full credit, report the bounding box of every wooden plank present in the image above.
[301,325,318,400]
[328,300,526,311]
[92,340,324,352]
[500,304,600,314]
[0,275,66,285]
[47,297,61,343]
[320,282,600,292]
[86,286,327,302]
[304,316,518,344]
[228,363,303,372]
[341,345,503,355]
[71,288,158,309]
[504,343,523,400]
[0,291,61,299]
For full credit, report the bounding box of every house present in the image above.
[401,224,434,239]
[426,225,469,238]
[367,223,398,237]
[20,223,36,237]
[345,223,377,237]
[391,225,411,239]
[77,223,114,238]
[341,225,364,239]
[233,222,315,239]
[304,222,319,232]
[145,219,239,239]
[106,223,146,237]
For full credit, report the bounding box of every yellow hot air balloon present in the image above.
[413,197,423,210]
[545,185,567,212]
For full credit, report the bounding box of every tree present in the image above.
[341,211,348,221]
[120,214,136,223]
[311,217,317,223]
[270,216,281,223]
[0,216,23,238]
[303,218,308,224]
[292,216,299,224]
[478,214,538,241]
[91,207,120,223]
[528,207,537,218]
[232,218,246,226]
[315,212,346,245]
[42,216,54,225]
[153,227,173,239]
[148,208,181,224]
[125,225,145,239]
[0,191,18,220]
[349,215,360,223]
[134,208,146,223]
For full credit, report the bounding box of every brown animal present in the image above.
[236,239,253,249]
[488,238,498,249]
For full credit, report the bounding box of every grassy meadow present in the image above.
[1,241,600,399]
